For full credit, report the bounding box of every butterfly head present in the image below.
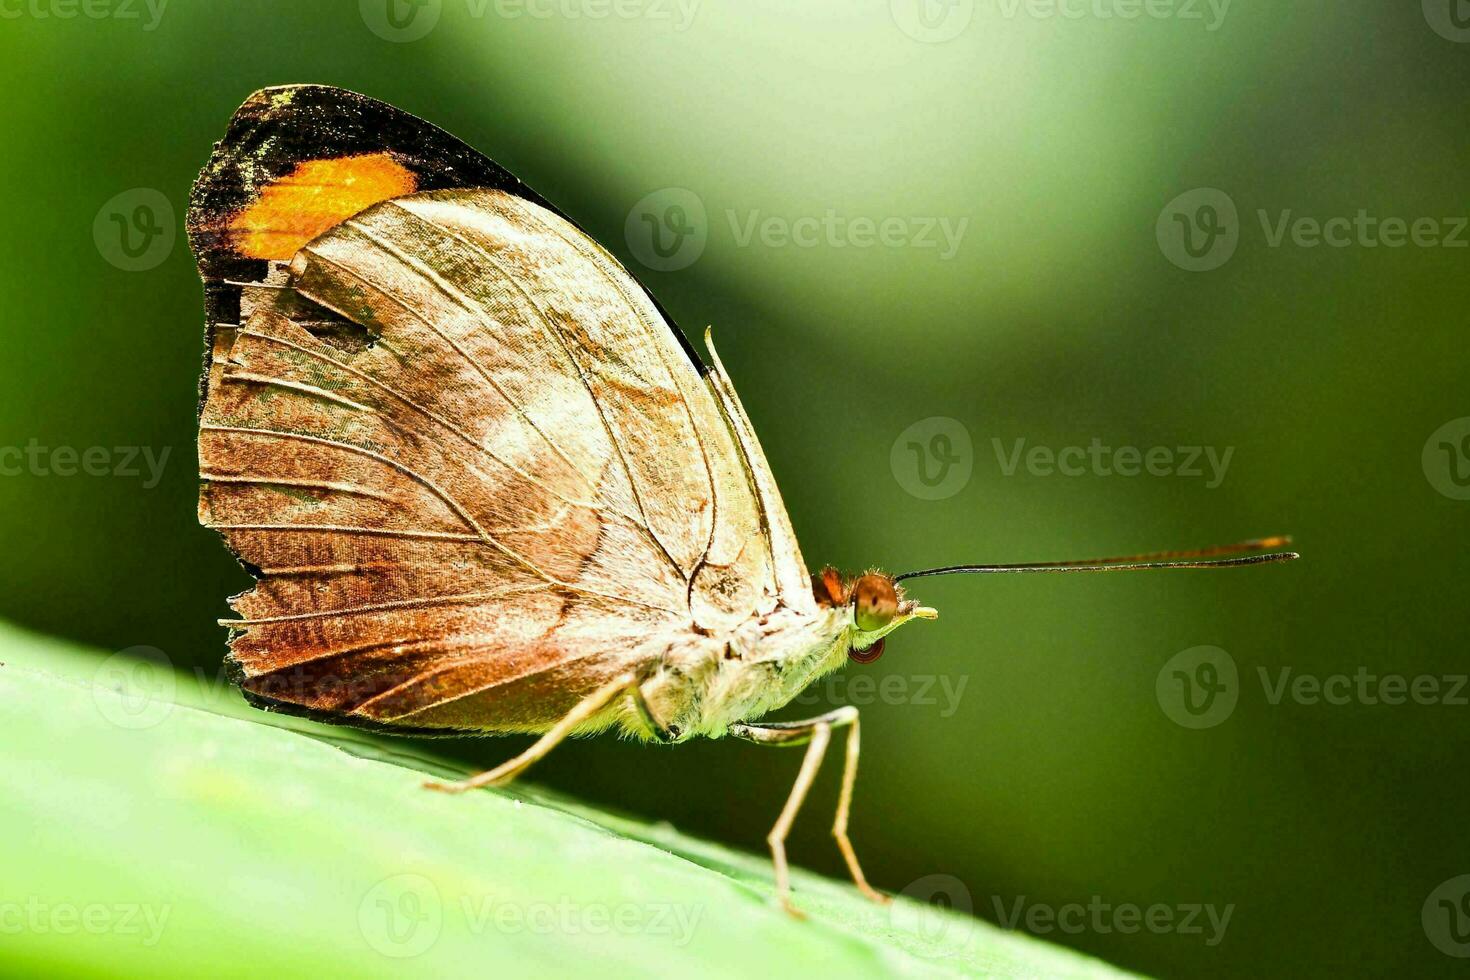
[813,568,937,664]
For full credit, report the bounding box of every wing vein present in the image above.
[200,473,399,503]
[510,199,724,606]
[382,201,691,586]
[328,214,616,505]
[203,424,679,611]
[222,586,553,626]
[222,371,375,413]
[235,326,596,512]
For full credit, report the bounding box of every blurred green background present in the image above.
[1,1,1467,976]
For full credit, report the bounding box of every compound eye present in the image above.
[852,574,898,633]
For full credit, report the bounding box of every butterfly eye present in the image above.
[851,574,898,633]
[850,637,886,664]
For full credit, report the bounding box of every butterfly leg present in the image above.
[829,710,890,906]
[730,706,888,914]
[423,672,641,794]
[732,717,832,917]
[628,682,682,743]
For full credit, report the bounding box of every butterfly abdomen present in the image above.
[648,607,850,739]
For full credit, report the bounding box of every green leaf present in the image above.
[0,621,1139,979]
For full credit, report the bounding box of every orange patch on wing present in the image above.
[227,152,417,260]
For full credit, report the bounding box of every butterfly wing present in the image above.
[190,86,812,733]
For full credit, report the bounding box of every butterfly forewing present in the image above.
[196,140,800,730]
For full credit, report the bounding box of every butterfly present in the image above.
[188,85,1297,914]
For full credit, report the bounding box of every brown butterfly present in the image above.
[188,85,1296,914]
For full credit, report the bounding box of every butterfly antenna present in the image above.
[893,536,1298,582]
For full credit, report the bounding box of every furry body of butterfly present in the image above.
[612,605,855,742]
